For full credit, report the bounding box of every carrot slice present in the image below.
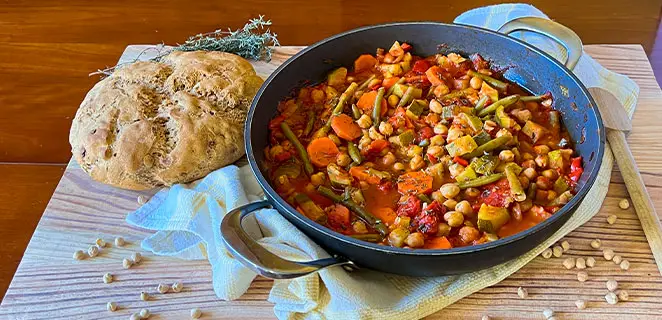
[397,171,433,195]
[349,166,382,185]
[328,204,351,228]
[425,66,444,86]
[424,236,452,249]
[357,91,388,116]
[354,54,378,73]
[306,137,340,167]
[372,207,397,225]
[331,114,362,141]
[381,77,401,89]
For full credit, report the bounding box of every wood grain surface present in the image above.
[0,44,661,319]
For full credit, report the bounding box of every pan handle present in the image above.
[220,200,355,279]
[498,17,582,70]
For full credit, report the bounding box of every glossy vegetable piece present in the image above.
[327,67,348,87]
[317,186,389,236]
[521,120,547,143]
[455,165,477,182]
[331,82,359,116]
[473,95,490,113]
[425,66,444,86]
[470,155,498,175]
[307,137,340,167]
[479,82,499,103]
[397,171,433,195]
[348,142,362,164]
[467,70,508,91]
[294,193,327,223]
[281,122,314,175]
[357,74,376,91]
[477,94,519,117]
[460,113,483,132]
[395,129,415,146]
[327,163,353,186]
[446,136,478,157]
[463,134,511,159]
[472,131,492,146]
[457,173,505,189]
[357,90,388,116]
[354,54,377,72]
[273,162,301,180]
[477,204,511,233]
[554,176,570,194]
[406,99,427,119]
[372,87,385,127]
[495,105,515,128]
[548,150,565,170]
[331,114,362,141]
[504,163,526,201]
[385,78,406,96]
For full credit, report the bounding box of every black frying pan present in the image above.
[221,17,605,278]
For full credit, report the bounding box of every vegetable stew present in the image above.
[265,41,583,249]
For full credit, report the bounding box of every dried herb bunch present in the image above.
[91,16,278,77]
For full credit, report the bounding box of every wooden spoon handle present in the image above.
[607,129,662,275]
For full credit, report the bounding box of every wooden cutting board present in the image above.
[1,45,662,319]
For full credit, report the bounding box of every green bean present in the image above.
[417,194,432,204]
[372,87,385,127]
[358,74,376,91]
[462,135,512,159]
[349,233,383,242]
[473,95,489,113]
[440,88,473,101]
[303,110,315,136]
[397,86,414,108]
[386,77,406,96]
[467,70,508,91]
[549,110,560,135]
[504,164,526,201]
[318,186,389,236]
[477,94,520,117]
[519,92,551,102]
[280,122,314,175]
[330,82,359,117]
[351,103,362,120]
[527,183,537,201]
[457,173,504,189]
[348,141,362,164]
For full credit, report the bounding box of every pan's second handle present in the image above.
[607,129,662,276]
[220,200,355,279]
[498,17,582,70]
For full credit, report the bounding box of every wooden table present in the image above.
[0,44,661,319]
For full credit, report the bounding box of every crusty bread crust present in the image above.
[69,51,263,190]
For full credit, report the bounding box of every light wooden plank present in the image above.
[1,45,662,319]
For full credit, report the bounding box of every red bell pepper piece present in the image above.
[453,156,469,167]
[412,60,431,74]
[400,42,412,52]
[569,156,583,182]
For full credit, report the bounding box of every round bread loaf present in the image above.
[69,51,263,190]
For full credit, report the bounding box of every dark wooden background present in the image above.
[1,0,661,300]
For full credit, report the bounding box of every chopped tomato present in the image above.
[412,60,431,74]
[397,196,421,218]
[414,200,444,235]
[416,126,435,143]
[401,42,413,52]
[569,156,583,182]
[453,156,469,167]
[268,115,286,131]
[363,139,389,156]
[480,178,511,207]
[273,151,292,162]
[425,66,444,86]
[378,181,394,192]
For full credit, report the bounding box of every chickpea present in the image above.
[311,89,325,103]
[521,152,534,161]
[443,199,458,209]
[433,123,449,135]
[430,134,445,146]
[533,145,550,155]
[405,232,425,248]
[519,176,530,189]
[407,145,423,158]
[382,152,396,166]
[536,176,553,190]
[409,154,425,170]
[310,172,326,186]
[446,127,463,143]
[352,221,368,234]
[469,76,483,90]
[388,94,399,107]
[444,211,464,227]
[393,162,405,171]
[431,191,444,202]
[535,154,549,168]
[448,163,465,178]
[427,145,445,158]
[499,150,515,162]
[336,153,351,166]
[465,187,481,199]
[440,183,461,199]
[388,228,410,247]
[328,134,342,146]
[379,121,394,137]
[437,223,452,236]
[541,169,559,180]
[483,120,497,132]
[459,226,480,244]
[429,99,443,114]
[455,200,473,216]
[357,114,372,129]
[521,159,536,169]
[394,216,411,229]
[522,167,538,180]
[512,109,532,122]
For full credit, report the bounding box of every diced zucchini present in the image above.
[548,190,573,206]
[461,113,483,132]
[480,82,499,103]
[495,105,515,128]
[327,163,353,187]
[554,176,570,194]
[327,67,347,87]
[504,162,523,175]
[379,63,403,77]
[473,131,492,146]
[548,150,565,169]
[392,84,422,98]
[273,162,301,180]
[441,105,455,119]
[470,155,498,175]
[445,135,478,157]
[521,120,547,143]
[406,99,427,118]
[294,193,327,223]
[395,129,416,146]
[455,165,477,182]
[477,204,511,233]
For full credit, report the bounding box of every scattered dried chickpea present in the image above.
[73,250,87,261]
[103,272,113,284]
[157,283,169,294]
[541,248,553,259]
[95,238,107,248]
[481,316,490,320]
[619,199,630,209]
[440,183,460,199]
[140,308,150,318]
[576,257,586,269]
[140,291,149,301]
[131,252,142,264]
[618,290,629,301]
[607,214,618,225]
[190,308,202,319]
[577,271,588,282]
[517,286,528,299]
[122,258,133,269]
[542,308,554,319]
[552,246,563,258]
[606,279,618,292]
[107,302,117,312]
[561,240,570,252]
[590,239,602,249]
[130,313,142,320]
[88,245,99,258]
[115,237,126,247]
[563,257,575,270]
[137,195,148,205]
[605,292,619,305]
[620,259,630,270]
[603,248,615,261]
[586,256,596,268]
[575,299,586,310]
[613,255,622,264]
[172,281,184,293]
